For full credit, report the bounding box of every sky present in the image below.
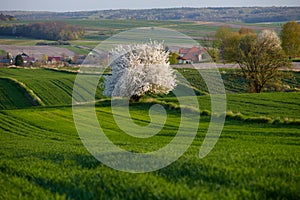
[1,0,300,12]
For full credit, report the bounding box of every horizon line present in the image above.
[1,6,300,13]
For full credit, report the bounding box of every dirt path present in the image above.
[172,63,300,71]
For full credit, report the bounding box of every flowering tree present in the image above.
[236,29,290,93]
[103,41,176,101]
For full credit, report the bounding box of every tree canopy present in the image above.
[236,30,290,93]
[214,27,291,93]
[15,55,24,66]
[281,21,300,59]
[104,41,176,101]
[215,26,256,62]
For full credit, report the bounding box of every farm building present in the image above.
[178,47,206,64]
[48,56,61,64]
[21,53,35,64]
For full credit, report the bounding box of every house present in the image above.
[48,56,61,64]
[178,47,206,64]
[20,53,35,64]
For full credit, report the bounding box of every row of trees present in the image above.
[208,21,299,93]
[0,22,85,41]
[7,7,299,23]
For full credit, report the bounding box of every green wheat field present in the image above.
[0,68,299,199]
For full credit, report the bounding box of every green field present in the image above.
[1,105,299,199]
[0,36,49,46]
[0,19,283,53]
[0,68,299,199]
[0,77,33,109]
[0,68,105,107]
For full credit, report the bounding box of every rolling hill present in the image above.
[0,67,299,199]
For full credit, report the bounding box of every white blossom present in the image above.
[103,41,176,98]
[258,29,281,49]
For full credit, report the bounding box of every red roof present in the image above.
[48,57,61,62]
[179,47,205,63]
[179,48,190,54]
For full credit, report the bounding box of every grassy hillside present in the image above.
[0,104,299,199]
[177,68,300,94]
[161,92,300,120]
[0,77,33,109]
[1,68,299,118]
[0,68,104,106]
[0,68,299,199]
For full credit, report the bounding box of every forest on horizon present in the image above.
[1,7,300,23]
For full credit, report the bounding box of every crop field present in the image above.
[65,20,283,48]
[63,45,92,55]
[161,92,300,121]
[0,68,105,106]
[0,36,47,46]
[0,77,33,109]
[0,102,299,199]
[0,19,283,55]
[0,68,299,199]
[1,67,300,110]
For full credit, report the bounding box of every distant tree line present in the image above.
[0,21,85,41]
[2,7,300,23]
[0,13,16,21]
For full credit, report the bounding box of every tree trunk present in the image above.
[130,95,142,102]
